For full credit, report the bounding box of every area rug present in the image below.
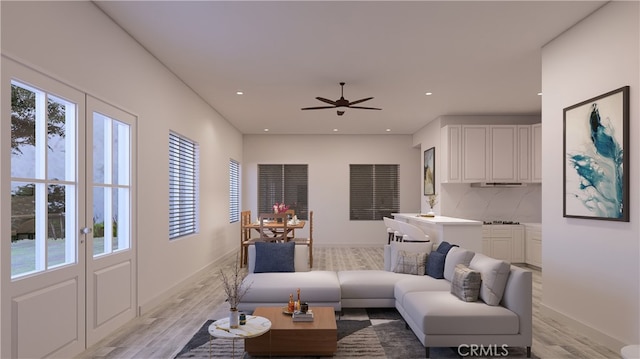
[173,308,535,359]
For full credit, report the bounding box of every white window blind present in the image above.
[350,164,399,220]
[169,132,199,239]
[229,159,240,223]
[258,164,308,220]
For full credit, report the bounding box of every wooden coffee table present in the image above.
[245,306,337,356]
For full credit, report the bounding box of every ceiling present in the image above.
[95,1,605,135]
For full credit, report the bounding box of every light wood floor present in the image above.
[76,247,619,359]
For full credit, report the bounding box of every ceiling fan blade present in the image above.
[301,105,336,110]
[349,106,382,110]
[315,97,337,105]
[348,97,374,106]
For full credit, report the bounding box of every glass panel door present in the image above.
[10,81,77,278]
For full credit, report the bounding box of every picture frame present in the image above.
[424,147,435,195]
[563,86,629,221]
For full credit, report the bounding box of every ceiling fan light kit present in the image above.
[301,82,381,116]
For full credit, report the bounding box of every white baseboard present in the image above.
[540,303,626,354]
[138,248,236,315]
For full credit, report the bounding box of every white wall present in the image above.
[243,135,421,246]
[541,1,639,350]
[1,1,243,312]
[413,115,542,222]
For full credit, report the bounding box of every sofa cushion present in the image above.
[393,250,427,275]
[390,241,432,272]
[443,247,475,281]
[425,251,446,279]
[401,291,519,335]
[242,271,341,304]
[450,264,481,302]
[339,270,408,300]
[394,275,452,305]
[254,241,295,273]
[469,253,511,306]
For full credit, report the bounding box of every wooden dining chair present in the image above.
[240,210,256,267]
[258,212,289,242]
[293,210,313,268]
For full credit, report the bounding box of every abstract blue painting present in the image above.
[564,86,629,221]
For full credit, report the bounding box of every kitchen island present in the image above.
[392,214,483,253]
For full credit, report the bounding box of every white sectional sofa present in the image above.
[239,242,532,358]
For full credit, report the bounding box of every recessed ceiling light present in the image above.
[236,91,244,95]
[386,129,391,132]
[333,128,339,132]
[537,92,542,96]
[263,128,269,132]
[425,92,433,96]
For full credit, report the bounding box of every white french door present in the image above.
[1,57,137,358]
[85,95,137,346]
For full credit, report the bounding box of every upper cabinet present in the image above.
[441,123,541,183]
[531,123,542,183]
[440,125,462,182]
[489,125,518,182]
[462,125,490,182]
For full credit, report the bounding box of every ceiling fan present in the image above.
[301,82,381,116]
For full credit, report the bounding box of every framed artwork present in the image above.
[563,86,629,221]
[424,147,435,195]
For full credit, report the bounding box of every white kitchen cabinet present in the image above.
[482,225,526,263]
[531,123,542,183]
[440,125,462,183]
[525,224,542,267]
[489,125,518,182]
[441,123,540,184]
[461,125,489,182]
[511,226,525,263]
[517,125,531,182]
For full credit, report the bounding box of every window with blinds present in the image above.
[229,159,240,223]
[169,132,199,239]
[258,164,308,220]
[350,164,399,220]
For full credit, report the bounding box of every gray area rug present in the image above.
[174,308,535,359]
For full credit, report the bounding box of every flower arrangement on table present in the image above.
[273,202,290,214]
[427,194,438,209]
[219,255,252,311]
[425,194,438,217]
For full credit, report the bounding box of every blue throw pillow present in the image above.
[254,241,295,273]
[436,241,457,255]
[426,251,447,279]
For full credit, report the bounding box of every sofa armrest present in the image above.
[501,266,533,343]
[247,244,310,273]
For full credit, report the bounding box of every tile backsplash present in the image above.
[438,183,542,222]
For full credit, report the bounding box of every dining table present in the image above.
[243,219,306,242]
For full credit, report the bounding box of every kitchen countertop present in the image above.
[392,213,482,226]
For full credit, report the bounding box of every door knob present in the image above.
[81,227,92,234]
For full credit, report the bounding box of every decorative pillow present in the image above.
[469,253,511,306]
[393,250,427,275]
[390,241,432,272]
[426,251,447,279]
[450,264,482,302]
[436,241,457,255]
[443,247,475,282]
[254,241,295,273]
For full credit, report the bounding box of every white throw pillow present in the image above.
[469,253,511,306]
[443,247,475,282]
[390,241,432,272]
